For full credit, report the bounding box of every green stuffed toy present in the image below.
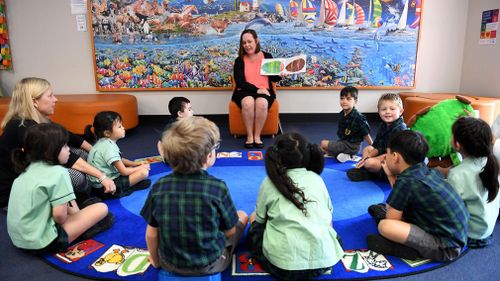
[408,96,474,168]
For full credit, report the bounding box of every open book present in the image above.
[260,54,306,75]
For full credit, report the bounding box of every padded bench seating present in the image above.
[399,92,500,125]
[0,94,138,135]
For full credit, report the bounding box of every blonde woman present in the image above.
[0,77,116,208]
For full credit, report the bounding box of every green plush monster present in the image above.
[408,96,474,168]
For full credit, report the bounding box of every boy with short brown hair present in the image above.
[142,116,248,275]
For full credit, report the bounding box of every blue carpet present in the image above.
[43,153,452,280]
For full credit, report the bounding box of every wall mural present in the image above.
[0,0,11,70]
[90,0,423,91]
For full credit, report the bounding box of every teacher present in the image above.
[0,77,116,208]
[232,29,282,149]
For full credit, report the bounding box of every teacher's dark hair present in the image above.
[238,29,261,58]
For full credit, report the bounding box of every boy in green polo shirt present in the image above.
[321,86,372,163]
[366,130,468,261]
[142,116,248,275]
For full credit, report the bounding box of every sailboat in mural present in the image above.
[289,0,299,19]
[315,0,338,30]
[396,0,409,30]
[344,0,365,29]
[301,0,316,26]
[336,0,347,26]
[275,3,285,17]
[371,0,382,28]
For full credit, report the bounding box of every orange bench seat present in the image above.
[0,94,138,135]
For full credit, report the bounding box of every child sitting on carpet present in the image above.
[366,130,468,261]
[7,123,111,253]
[247,132,344,281]
[320,86,372,163]
[141,116,248,275]
[446,117,499,248]
[85,111,151,199]
[157,96,193,158]
[347,93,407,181]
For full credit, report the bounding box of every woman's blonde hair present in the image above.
[1,77,51,129]
[160,116,220,174]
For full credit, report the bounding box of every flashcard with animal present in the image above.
[135,155,163,164]
[116,248,151,277]
[55,239,104,263]
[231,252,270,276]
[358,250,393,271]
[248,151,263,161]
[92,244,134,273]
[341,250,369,273]
[217,151,242,158]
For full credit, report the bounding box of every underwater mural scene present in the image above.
[90,0,423,90]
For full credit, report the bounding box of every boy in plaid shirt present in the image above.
[142,116,248,275]
[366,130,468,261]
[320,86,372,163]
[348,93,407,181]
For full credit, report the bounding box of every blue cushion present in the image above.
[158,269,221,281]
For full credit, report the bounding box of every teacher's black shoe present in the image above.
[254,142,264,149]
[244,142,254,149]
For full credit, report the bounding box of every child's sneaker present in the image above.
[337,153,362,163]
[336,153,353,163]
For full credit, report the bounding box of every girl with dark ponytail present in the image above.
[448,117,500,248]
[7,123,110,253]
[247,132,343,281]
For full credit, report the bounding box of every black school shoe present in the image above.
[368,203,387,224]
[366,234,421,260]
[254,142,264,149]
[132,179,152,190]
[80,212,115,240]
[244,142,254,149]
[347,167,373,182]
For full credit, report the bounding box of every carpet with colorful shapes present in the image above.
[43,151,463,280]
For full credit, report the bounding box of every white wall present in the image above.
[0,0,469,114]
[460,0,500,97]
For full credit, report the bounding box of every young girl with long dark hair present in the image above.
[449,117,500,248]
[247,132,343,280]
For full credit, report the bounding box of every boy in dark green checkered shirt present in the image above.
[348,93,407,181]
[366,130,468,261]
[320,86,373,163]
[141,116,248,275]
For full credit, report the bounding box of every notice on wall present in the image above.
[70,0,87,15]
[76,14,87,32]
[479,9,498,45]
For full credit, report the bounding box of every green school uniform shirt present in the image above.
[87,138,122,186]
[448,157,500,240]
[255,168,344,270]
[7,162,75,249]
